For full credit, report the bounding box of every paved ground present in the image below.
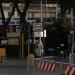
[0,56,73,75]
[0,59,39,75]
[0,65,25,75]
[0,63,62,75]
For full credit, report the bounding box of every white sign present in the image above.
[1,40,7,45]
[34,32,41,37]
[34,30,46,37]
[33,23,43,31]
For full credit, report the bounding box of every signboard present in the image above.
[0,19,35,25]
[33,23,43,32]
[34,32,41,37]
[0,19,36,25]
[1,40,8,45]
[34,30,46,37]
[16,26,21,32]
[0,19,20,25]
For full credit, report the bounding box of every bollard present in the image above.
[27,54,34,64]
[26,54,35,75]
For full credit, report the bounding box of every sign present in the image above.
[34,32,41,37]
[0,19,33,25]
[16,26,21,32]
[33,23,43,31]
[0,19,20,25]
[0,19,36,25]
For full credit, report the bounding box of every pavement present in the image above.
[0,56,73,75]
[0,56,71,65]
[0,59,32,75]
[0,59,27,64]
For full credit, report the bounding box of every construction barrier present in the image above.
[25,56,75,75]
[0,48,6,60]
[64,64,75,75]
[34,59,63,75]
[36,60,55,71]
[34,57,75,75]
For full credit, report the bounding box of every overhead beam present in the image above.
[0,0,75,10]
[0,0,57,3]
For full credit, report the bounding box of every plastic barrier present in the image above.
[34,58,75,75]
[35,59,63,75]
[64,65,75,75]
[36,60,55,71]
[25,56,75,75]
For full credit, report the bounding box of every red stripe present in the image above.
[38,61,42,69]
[64,66,71,75]
[64,65,67,71]
[44,63,48,71]
[41,62,45,70]
[37,61,56,72]
[49,64,53,71]
[72,70,75,75]
[36,60,39,66]
[68,67,72,75]
[46,63,50,71]
[70,67,75,75]
[42,62,46,70]
[51,64,55,72]
[47,64,52,71]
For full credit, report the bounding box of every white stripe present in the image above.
[51,64,55,72]
[41,62,45,70]
[47,64,52,71]
[65,66,70,75]
[38,61,41,69]
[69,67,75,75]
[44,63,48,71]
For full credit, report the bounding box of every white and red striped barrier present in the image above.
[64,65,75,75]
[36,61,56,72]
